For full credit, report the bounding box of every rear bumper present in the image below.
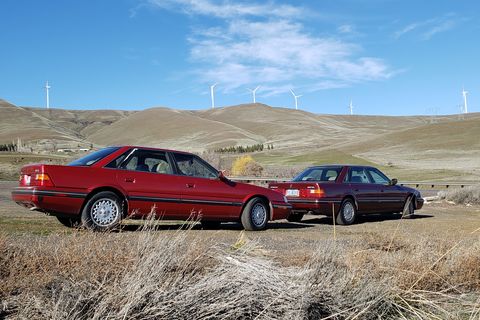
[287,198,341,215]
[11,187,86,216]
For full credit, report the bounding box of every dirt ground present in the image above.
[2,181,480,261]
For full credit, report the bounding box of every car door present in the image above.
[113,148,185,217]
[366,168,406,212]
[345,167,379,213]
[170,152,242,220]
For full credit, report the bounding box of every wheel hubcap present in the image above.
[91,198,119,227]
[343,202,355,221]
[251,203,267,226]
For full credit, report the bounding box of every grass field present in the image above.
[1,181,480,318]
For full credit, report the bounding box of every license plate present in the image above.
[286,189,299,197]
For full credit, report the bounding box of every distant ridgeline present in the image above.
[214,143,273,154]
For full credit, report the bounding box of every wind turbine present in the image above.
[45,81,51,109]
[349,99,353,115]
[247,85,260,103]
[290,89,302,110]
[210,83,217,109]
[462,87,468,114]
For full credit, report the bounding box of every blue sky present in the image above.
[0,0,479,115]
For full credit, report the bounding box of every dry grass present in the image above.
[439,185,480,205]
[1,218,480,319]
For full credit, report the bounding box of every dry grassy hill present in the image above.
[87,107,263,151]
[1,99,479,180]
[0,100,81,144]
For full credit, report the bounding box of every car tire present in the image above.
[200,220,221,229]
[402,196,415,218]
[287,212,304,222]
[241,197,269,231]
[56,216,80,228]
[81,191,123,231]
[336,198,357,225]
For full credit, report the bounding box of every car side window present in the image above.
[173,153,218,179]
[120,150,172,174]
[367,168,390,185]
[105,150,131,168]
[346,167,371,184]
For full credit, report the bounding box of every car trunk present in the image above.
[268,181,327,199]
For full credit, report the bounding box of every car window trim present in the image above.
[346,166,372,184]
[169,152,219,180]
[366,168,390,185]
[105,148,176,176]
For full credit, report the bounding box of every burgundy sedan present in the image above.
[269,165,423,225]
[12,146,291,231]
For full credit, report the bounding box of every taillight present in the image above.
[309,189,325,196]
[30,173,54,187]
[305,186,325,197]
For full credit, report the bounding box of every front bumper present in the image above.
[416,197,424,210]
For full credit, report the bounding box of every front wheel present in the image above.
[402,196,415,218]
[81,191,123,231]
[241,197,269,231]
[336,199,357,225]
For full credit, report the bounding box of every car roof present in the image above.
[113,145,194,155]
[308,164,376,169]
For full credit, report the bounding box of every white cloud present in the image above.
[337,24,354,34]
[146,0,393,95]
[394,14,460,40]
[147,0,303,18]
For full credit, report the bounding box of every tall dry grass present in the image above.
[1,222,480,319]
[439,185,480,205]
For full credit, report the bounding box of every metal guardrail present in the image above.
[229,177,479,189]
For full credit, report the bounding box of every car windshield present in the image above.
[68,147,120,166]
[293,166,342,182]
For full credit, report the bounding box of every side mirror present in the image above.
[390,178,398,186]
[217,170,227,181]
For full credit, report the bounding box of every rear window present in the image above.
[293,166,342,182]
[68,147,120,166]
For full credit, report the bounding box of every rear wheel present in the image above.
[81,191,123,231]
[336,199,357,225]
[56,216,80,228]
[241,197,269,231]
[287,212,304,222]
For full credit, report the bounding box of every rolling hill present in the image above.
[1,99,479,180]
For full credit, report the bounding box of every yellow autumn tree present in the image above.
[231,155,263,176]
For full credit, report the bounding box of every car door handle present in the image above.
[186,183,195,188]
[125,178,135,183]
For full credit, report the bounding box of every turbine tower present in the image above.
[290,89,302,110]
[247,85,260,103]
[462,87,468,114]
[210,83,217,109]
[349,100,353,115]
[45,81,51,109]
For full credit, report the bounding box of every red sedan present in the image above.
[11,146,291,231]
[269,165,424,225]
